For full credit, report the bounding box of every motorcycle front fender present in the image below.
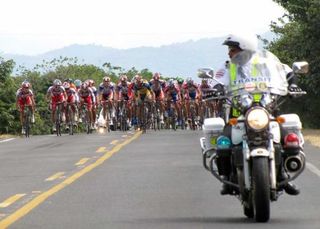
[250,148,270,157]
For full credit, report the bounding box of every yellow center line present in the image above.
[0,130,142,228]
[45,172,65,182]
[75,158,90,166]
[96,147,107,153]
[0,194,26,208]
[110,140,119,145]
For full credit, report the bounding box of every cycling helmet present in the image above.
[168,79,175,87]
[186,77,193,85]
[63,82,70,89]
[53,79,62,86]
[22,81,31,88]
[65,78,73,83]
[222,33,258,52]
[177,78,184,84]
[120,75,128,82]
[153,72,160,80]
[103,76,111,82]
[74,79,82,87]
[135,75,142,83]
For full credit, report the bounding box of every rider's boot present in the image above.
[220,175,230,195]
[279,167,300,195]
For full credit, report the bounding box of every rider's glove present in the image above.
[288,84,302,93]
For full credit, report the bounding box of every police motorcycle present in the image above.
[198,57,308,222]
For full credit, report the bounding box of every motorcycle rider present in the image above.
[214,33,301,195]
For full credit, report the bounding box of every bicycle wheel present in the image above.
[67,105,74,135]
[24,108,31,138]
[56,104,62,136]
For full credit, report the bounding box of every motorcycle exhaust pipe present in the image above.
[284,154,304,173]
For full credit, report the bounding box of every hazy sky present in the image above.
[0,0,285,55]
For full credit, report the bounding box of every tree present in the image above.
[0,58,17,134]
[268,0,320,127]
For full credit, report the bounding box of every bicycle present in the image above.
[65,103,76,135]
[100,100,115,132]
[117,100,129,132]
[165,100,177,131]
[152,100,162,131]
[80,103,92,134]
[188,99,198,130]
[55,102,64,136]
[139,100,151,133]
[23,105,32,138]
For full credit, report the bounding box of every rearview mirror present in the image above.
[198,68,214,79]
[292,61,309,74]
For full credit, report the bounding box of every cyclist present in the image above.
[199,78,213,121]
[78,82,96,130]
[115,75,133,128]
[164,79,182,125]
[149,72,166,124]
[63,81,78,129]
[132,74,155,127]
[183,77,201,122]
[46,79,67,132]
[86,79,98,129]
[16,81,36,134]
[177,77,186,124]
[98,76,115,126]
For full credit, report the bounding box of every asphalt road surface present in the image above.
[0,130,319,229]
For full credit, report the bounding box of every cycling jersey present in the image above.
[47,85,66,110]
[79,87,95,110]
[99,82,114,100]
[116,82,133,100]
[65,88,78,103]
[16,88,34,112]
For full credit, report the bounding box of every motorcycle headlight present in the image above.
[246,108,269,131]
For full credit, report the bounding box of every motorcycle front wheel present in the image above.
[252,157,270,222]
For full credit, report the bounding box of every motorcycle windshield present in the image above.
[228,50,289,96]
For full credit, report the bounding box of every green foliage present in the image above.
[268,0,320,127]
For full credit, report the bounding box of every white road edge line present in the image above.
[0,138,15,143]
[306,162,320,177]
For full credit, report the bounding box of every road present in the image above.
[0,130,319,229]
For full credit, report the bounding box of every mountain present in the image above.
[3,33,274,79]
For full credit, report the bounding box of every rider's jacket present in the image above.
[214,50,290,94]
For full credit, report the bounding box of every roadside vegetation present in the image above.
[0,0,319,135]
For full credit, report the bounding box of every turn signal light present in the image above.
[276,116,286,124]
[229,118,238,126]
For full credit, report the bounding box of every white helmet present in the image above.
[223,33,258,52]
